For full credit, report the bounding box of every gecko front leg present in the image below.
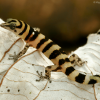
[8,43,30,62]
[8,27,40,62]
[36,65,60,83]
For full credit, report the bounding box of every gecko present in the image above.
[0,18,100,84]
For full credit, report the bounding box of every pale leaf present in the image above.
[0,18,100,100]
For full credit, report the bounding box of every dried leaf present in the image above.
[0,18,100,100]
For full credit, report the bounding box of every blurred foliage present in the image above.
[0,0,100,52]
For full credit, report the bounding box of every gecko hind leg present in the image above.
[69,53,86,67]
[36,70,51,83]
[36,65,60,83]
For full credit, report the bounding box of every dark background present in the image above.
[0,0,100,53]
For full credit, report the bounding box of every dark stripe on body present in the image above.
[25,26,34,40]
[65,67,75,75]
[16,20,22,28]
[59,59,65,65]
[59,58,70,65]
[42,42,55,53]
[19,22,27,35]
[88,79,97,84]
[36,37,49,49]
[75,73,85,83]
[30,31,40,41]
[49,49,61,59]
[49,47,67,60]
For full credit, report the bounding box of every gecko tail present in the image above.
[89,75,100,84]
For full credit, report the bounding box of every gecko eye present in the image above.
[9,23,16,30]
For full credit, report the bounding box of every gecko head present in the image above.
[0,18,22,33]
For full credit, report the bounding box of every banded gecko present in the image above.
[0,18,100,85]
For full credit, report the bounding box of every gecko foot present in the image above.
[36,71,52,83]
[8,52,19,62]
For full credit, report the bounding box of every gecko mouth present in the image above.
[0,23,10,28]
